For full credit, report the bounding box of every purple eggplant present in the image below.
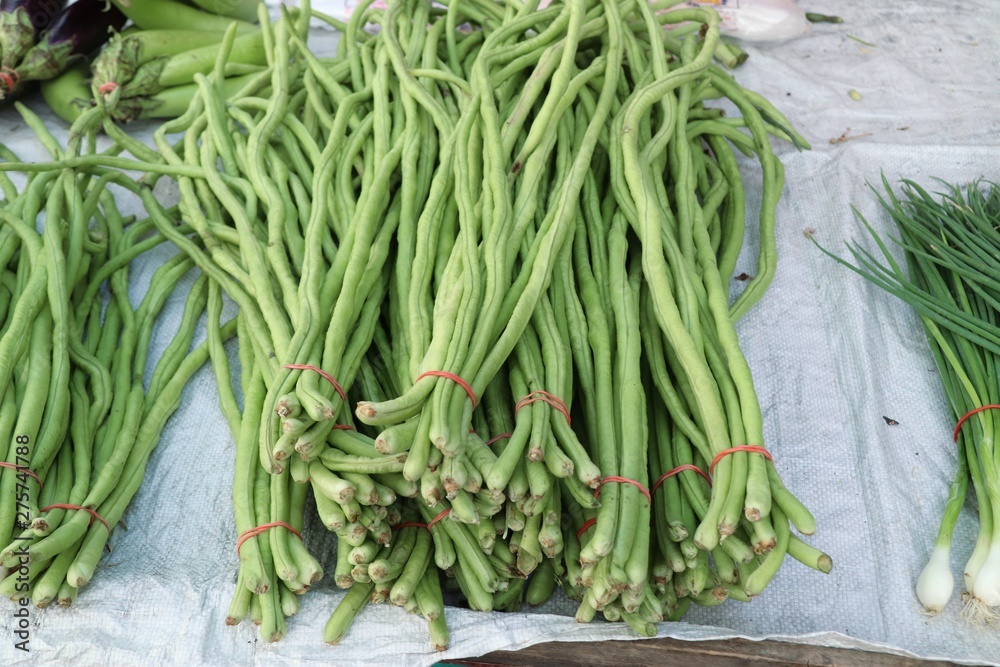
[0,0,67,80]
[2,0,125,96]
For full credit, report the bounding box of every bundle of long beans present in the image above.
[0,0,830,650]
[0,104,230,606]
[818,178,1000,619]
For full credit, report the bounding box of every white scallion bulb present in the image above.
[971,543,1000,608]
[965,535,989,592]
[916,544,953,613]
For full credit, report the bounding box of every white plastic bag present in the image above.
[681,0,811,42]
[303,0,813,42]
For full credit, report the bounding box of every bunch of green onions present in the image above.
[818,178,1000,617]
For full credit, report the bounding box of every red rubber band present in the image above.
[652,464,712,493]
[0,463,42,490]
[332,424,356,431]
[485,432,512,447]
[416,371,477,408]
[515,390,571,426]
[0,67,19,93]
[708,445,773,475]
[392,521,428,531]
[40,504,109,532]
[954,405,1000,442]
[426,508,451,529]
[97,82,118,95]
[594,476,652,504]
[282,364,347,402]
[576,517,597,540]
[236,521,301,555]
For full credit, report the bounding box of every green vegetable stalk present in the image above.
[109,0,257,32]
[92,28,266,122]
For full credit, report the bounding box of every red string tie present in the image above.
[331,424,356,431]
[40,504,109,532]
[708,445,773,475]
[485,432,512,447]
[426,508,451,529]
[236,521,301,555]
[0,463,42,490]
[392,521,428,531]
[392,508,451,532]
[954,405,1000,442]
[0,67,19,93]
[283,364,347,402]
[652,464,712,493]
[594,476,652,505]
[97,82,118,95]
[576,517,597,540]
[515,390,571,426]
[415,371,477,408]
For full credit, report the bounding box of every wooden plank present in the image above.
[447,637,972,667]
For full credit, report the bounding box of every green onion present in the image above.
[816,177,1000,616]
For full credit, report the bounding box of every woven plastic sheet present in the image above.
[2,0,1000,664]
